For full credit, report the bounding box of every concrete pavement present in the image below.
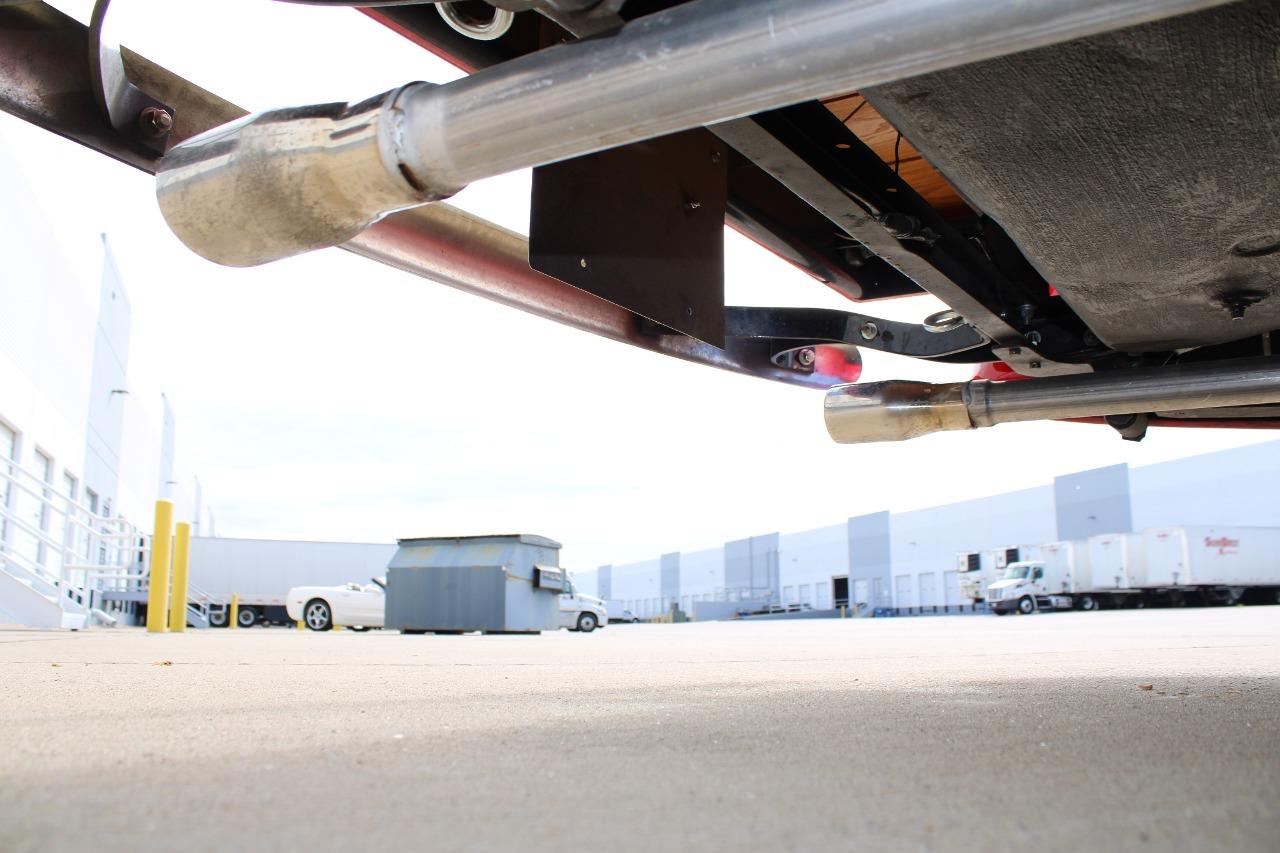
[1,608,1277,852]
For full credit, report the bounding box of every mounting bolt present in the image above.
[579,258,588,269]
[859,321,878,341]
[1025,331,1043,347]
[138,106,173,137]
[710,151,722,164]
[1030,360,1042,369]
[684,199,702,211]
[796,348,816,367]
[1220,289,1265,321]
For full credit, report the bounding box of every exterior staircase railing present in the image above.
[0,457,148,628]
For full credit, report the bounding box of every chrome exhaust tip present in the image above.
[825,358,1280,443]
[155,85,447,267]
[823,380,973,443]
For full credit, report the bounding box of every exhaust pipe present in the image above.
[156,0,1232,266]
[824,358,1280,443]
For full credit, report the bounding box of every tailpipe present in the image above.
[155,0,1233,266]
[824,357,1280,443]
[155,85,449,267]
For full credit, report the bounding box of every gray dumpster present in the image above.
[385,534,565,634]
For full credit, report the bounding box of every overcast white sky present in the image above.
[4,0,1276,570]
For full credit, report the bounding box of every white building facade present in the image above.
[0,136,207,626]
[579,440,1280,617]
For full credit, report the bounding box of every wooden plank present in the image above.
[823,94,969,217]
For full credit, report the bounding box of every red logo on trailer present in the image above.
[1204,536,1239,555]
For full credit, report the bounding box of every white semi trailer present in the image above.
[1087,532,1146,595]
[1143,526,1280,605]
[955,550,997,604]
[188,537,397,627]
[986,526,1280,613]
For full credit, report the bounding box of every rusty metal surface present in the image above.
[0,2,244,170]
[346,204,858,389]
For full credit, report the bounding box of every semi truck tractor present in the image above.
[986,541,1088,614]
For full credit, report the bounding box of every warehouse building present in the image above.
[0,136,207,627]
[579,440,1280,618]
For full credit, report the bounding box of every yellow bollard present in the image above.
[840,605,847,619]
[145,500,174,633]
[228,593,239,630]
[168,522,192,633]
[333,624,344,631]
[296,620,305,630]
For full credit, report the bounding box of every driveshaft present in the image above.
[155,0,1233,266]
[823,358,1280,443]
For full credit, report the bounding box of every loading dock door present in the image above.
[894,575,913,610]
[918,572,937,609]
[833,576,849,607]
[943,571,961,607]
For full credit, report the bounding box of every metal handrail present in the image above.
[0,458,148,627]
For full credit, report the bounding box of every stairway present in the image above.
[0,552,88,629]
[0,457,140,629]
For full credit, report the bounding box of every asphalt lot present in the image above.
[1,608,1277,852]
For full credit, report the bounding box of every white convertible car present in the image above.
[286,578,385,632]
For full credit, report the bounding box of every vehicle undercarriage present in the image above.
[2,0,1277,442]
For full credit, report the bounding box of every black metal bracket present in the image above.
[712,103,1102,372]
[722,306,990,362]
[530,130,730,346]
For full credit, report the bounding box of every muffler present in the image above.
[824,357,1280,443]
[156,0,1232,266]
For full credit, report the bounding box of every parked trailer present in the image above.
[955,550,997,604]
[1143,526,1280,605]
[1087,532,1146,593]
[956,545,1039,604]
[987,526,1280,613]
[991,533,1147,613]
[188,537,397,627]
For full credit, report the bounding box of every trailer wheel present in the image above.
[1132,598,1146,610]
[1077,595,1099,612]
[237,607,258,628]
[209,608,228,628]
[576,612,598,633]
[1016,596,1036,615]
[304,599,333,631]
